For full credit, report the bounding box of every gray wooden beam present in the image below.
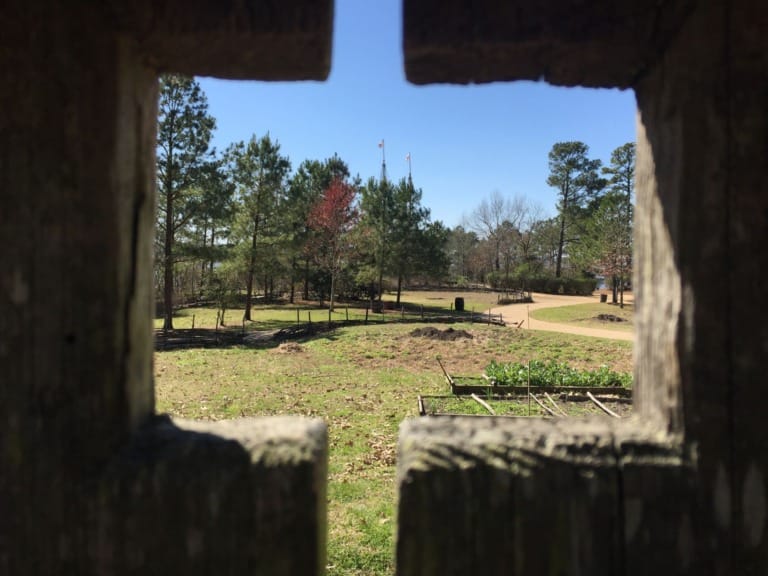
[107,0,334,79]
[97,417,328,575]
[728,0,768,569]
[398,417,640,575]
[403,0,694,87]
[0,4,332,572]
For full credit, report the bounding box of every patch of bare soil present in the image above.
[599,399,633,418]
[551,395,633,418]
[409,327,474,341]
[594,314,627,323]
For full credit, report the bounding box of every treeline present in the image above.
[155,75,634,330]
[155,75,448,330]
[450,142,634,302]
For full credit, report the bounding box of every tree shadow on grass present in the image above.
[154,321,346,352]
[154,303,502,352]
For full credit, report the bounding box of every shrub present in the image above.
[485,274,597,296]
[526,277,597,296]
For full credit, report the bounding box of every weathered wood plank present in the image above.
[0,0,156,470]
[96,416,328,576]
[728,1,768,569]
[397,418,624,575]
[0,3,332,573]
[107,0,333,79]
[616,426,695,575]
[634,3,734,572]
[403,0,694,87]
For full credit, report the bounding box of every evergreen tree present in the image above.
[546,141,605,277]
[227,134,291,320]
[600,142,635,305]
[359,177,394,303]
[156,75,215,330]
[359,177,448,303]
[188,157,235,292]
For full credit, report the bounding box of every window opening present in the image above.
[153,73,635,575]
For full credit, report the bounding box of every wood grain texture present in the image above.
[403,0,695,87]
[0,4,331,573]
[107,0,333,79]
[728,0,768,569]
[97,417,328,576]
[397,417,687,575]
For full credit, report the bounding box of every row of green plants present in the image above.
[484,359,632,388]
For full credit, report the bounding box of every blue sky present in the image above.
[198,0,636,228]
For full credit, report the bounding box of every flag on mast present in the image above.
[405,153,410,161]
[378,139,384,148]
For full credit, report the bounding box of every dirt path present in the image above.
[489,293,634,342]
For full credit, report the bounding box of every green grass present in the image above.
[155,299,633,576]
[155,290,506,331]
[530,302,634,332]
[380,289,502,315]
[154,304,375,330]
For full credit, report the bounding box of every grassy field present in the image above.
[154,292,632,575]
[530,301,635,332]
[380,289,507,314]
[153,290,508,331]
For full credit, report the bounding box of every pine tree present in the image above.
[546,142,605,278]
[226,134,291,320]
[156,75,215,330]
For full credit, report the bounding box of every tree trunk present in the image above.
[244,265,254,321]
[329,272,335,312]
[163,178,174,331]
[244,218,258,321]
[396,272,403,305]
[555,213,566,279]
[209,227,216,276]
[619,272,625,309]
[200,224,208,290]
[289,257,296,304]
[555,181,570,279]
[612,276,618,303]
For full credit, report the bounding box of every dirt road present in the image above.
[489,293,634,342]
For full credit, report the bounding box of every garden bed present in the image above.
[418,394,633,418]
[448,378,632,398]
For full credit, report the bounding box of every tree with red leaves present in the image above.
[306,177,359,311]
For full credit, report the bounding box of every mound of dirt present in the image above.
[272,342,304,354]
[410,327,473,341]
[595,314,626,323]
